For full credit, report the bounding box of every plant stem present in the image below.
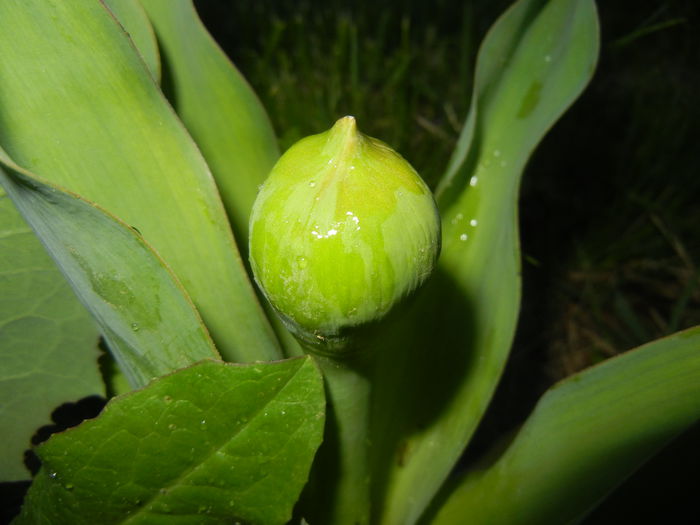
[301,350,372,525]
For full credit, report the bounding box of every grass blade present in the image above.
[431,326,700,524]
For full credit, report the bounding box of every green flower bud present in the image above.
[249,116,440,354]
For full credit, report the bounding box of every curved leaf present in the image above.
[372,1,600,522]
[15,357,325,525]
[103,0,161,81]
[0,190,103,481]
[140,0,279,250]
[432,326,700,524]
[0,153,219,388]
[0,0,281,363]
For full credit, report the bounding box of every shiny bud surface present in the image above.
[249,116,440,354]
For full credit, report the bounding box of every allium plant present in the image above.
[0,1,698,524]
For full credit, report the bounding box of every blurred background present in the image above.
[194,0,700,522]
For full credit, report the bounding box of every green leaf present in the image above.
[0,0,281,363]
[0,189,103,481]
[371,1,600,522]
[103,0,161,81]
[431,326,700,525]
[140,0,279,250]
[15,357,325,525]
[0,155,219,388]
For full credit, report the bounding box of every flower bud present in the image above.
[249,116,440,354]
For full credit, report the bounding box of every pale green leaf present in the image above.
[372,1,600,522]
[0,155,219,388]
[16,357,325,525]
[0,189,103,481]
[103,0,161,81]
[138,0,302,358]
[0,0,281,363]
[432,326,700,525]
[140,0,279,249]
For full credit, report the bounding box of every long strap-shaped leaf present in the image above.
[432,326,700,524]
[138,0,302,357]
[103,0,161,81]
[372,1,599,523]
[0,152,219,388]
[0,0,281,363]
[139,0,280,251]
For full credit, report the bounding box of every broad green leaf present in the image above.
[15,357,325,525]
[371,1,600,522]
[0,189,103,481]
[103,0,161,81]
[0,154,219,388]
[0,0,281,364]
[431,326,700,524]
[140,0,279,250]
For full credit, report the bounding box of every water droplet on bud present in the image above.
[250,116,440,354]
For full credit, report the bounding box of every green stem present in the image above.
[302,350,372,525]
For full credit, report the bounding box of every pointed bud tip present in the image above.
[249,118,440,356]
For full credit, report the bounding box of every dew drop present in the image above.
[308,181,316,187]
[459,233,468,242]
[469,176,478,187]
[130,323,139,332]
[168,423,177,431]
[49,472,57,479]
[470,219,478,227]
[297,257,308,269]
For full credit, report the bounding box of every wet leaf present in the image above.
[15,357,325,525]
[432,326,700,524]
